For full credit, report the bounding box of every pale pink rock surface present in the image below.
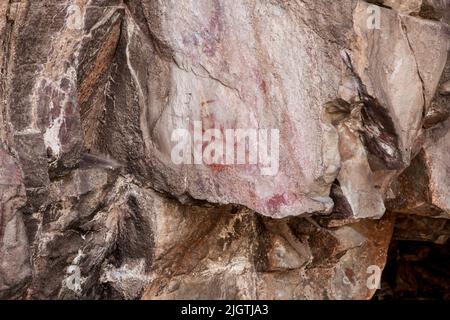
[0,0,449,300]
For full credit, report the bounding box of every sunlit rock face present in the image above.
[387,51,450,219]
[0,0,449,300]
[94,0,449,220]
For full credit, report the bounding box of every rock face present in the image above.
[0,146,30,298]
[25,175,395,299]
[0,0,449,299]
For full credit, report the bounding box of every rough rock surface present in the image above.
[0,146,30,298]
[24,175,395,299]
[0,0,449,299]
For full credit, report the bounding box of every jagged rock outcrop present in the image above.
[0,0,449,300]
[388,53,450,218]
[25,174,394,299]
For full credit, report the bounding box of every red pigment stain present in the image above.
[182,1,224,57]
[345,268,356,285]
[208,163,228,172]
[266,193,288,213]
[259,79,267,95]
[265,192,298,214]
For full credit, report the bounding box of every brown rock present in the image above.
[0,146,31,298]
[0,0,449,300]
